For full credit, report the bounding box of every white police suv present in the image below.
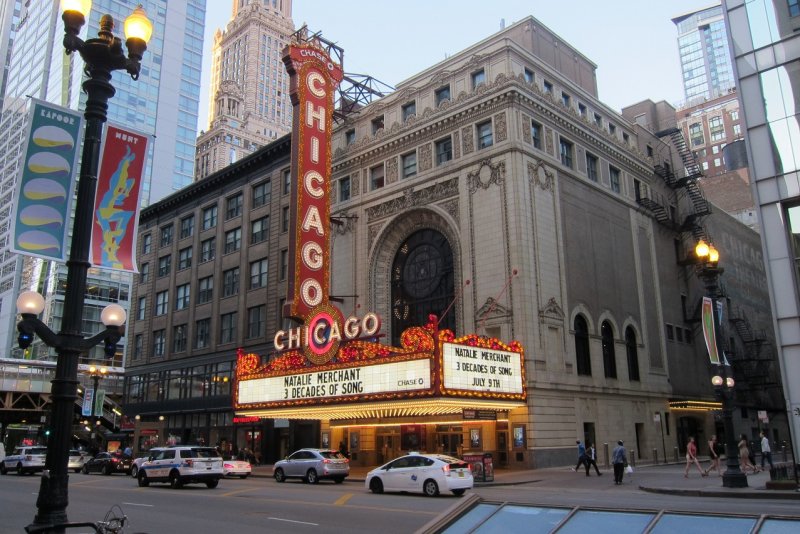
[0,445,47,475]
[137,446,223,489]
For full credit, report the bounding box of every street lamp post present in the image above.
[695,240,748,488]
[86,365,107,430]
[14,1,151,529]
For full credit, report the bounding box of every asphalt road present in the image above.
[1,464,799,533]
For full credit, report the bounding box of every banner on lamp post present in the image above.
[94,389,105,417]
[82,388,94,417]
[90,124,149,272]
[701,297,721,364]
[10,99,83,261]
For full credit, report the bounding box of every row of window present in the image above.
[573,315,641,382]
[126,362,233,402]
[132,305,269,360]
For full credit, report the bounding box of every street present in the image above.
[1,462,799,533]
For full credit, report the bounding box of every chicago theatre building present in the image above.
[124,17,783,468]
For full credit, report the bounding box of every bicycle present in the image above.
[25,504,139,533]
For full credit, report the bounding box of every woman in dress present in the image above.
[738,434,759,474]
[684,436,707,478]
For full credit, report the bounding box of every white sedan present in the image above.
[365,453,473,497]
[223,459,252,478]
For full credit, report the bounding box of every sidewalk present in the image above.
[249,460,800,499]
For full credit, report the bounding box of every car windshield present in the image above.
[27,447,47,455]
[319,450,346,460]
[189,447,220,458]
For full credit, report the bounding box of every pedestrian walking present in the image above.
[704,435,722,477]
[738,434,759,474]
[760,431,774,471]
[612,440,627,485]
[571,440,587,472]
[584,442,602,476]
[684,436,707,478]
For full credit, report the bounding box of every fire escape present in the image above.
[726,306,776,408]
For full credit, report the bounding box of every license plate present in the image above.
[458,472,464,478]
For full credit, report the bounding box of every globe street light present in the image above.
[15,1,151,529]
[695,240,748,488]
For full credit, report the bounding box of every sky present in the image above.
[198,0,714,131]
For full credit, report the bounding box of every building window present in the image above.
[160,225,173,247]
[155,290,169,316]
[471,69,486,90]
[733,124,741,136]
[198,276,213,304]
[247,306,266,339]
[223,267,240,297]
[175,283,190,310]
[158,255,171,277]
[435,85,450,106]
[609,166,621,193]
[594,113,602,127]
[180,216,194,239]
[402,152,417,178]
[133,334,143,361]
[561,92,571,108]
[200,237,215,263]
[139,262,150,283]
[280,249,288,280]
[435,137,453,165]
[137,296,146,320]
[371,115,384,134]
[623,132,630,144]
[666,324,675,340]
[578,103,587,117]
[195,318,210,349]
[401,101,416,122]
[370,164,385,190]
[731,110,739,120]
[202,205,217,230]
[226,193,243,219]
[250,259,269,289]
[224,228,241,254]
[626,328,640,381]
[252,179,271,207]
[559,138,573,168]
[142,233,152,254]
[281,206,290,232]
[574,315,591,376]
[709,116,725,142]
[601,321,617,379]
[220,312,237,344]
[178,247,192,270]
[153,330,165,357]
[608,123,616,136]
[543,80,553,94]
[477,120,493,149]
[251,216,269,244]
[339,176,351,201]
[524,68,534,83]
[689,122,704,146]
[714,158,721,167]
[702,161,710,171]
[586,153,599,182]
[282,168,291,195]
[531,120,542,149]
[172,324,187,353]
[345,129,356,145]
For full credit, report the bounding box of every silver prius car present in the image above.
[273,448,349,484]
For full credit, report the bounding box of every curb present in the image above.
[639,485,800,500]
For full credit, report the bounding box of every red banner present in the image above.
[90,125,148,272]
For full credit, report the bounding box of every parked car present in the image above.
[273,448,349,484]
[130,448,165,478]
[0,446,47,475]
[67,450,87,473]
[82,451,132,475]
[365,453,473,497]
[137,446,223,489]
[223,459,252,478]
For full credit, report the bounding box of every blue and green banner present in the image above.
[701,297,721,364]
[11,99,83,261]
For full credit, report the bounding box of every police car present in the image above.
[137,446,223,489]
[0,446,47,475]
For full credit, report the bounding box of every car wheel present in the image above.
[239,474,249,479]
[206,479,219,489]
[452,489,466,497]
[137,472,149,487]
[169,470,183,489]
[16,463,25,476]
[274,468,286,483]
[333,476,344,484]
[74,468,81,473]
[423,479,440,497]
[103,464,113,476]
[0,463,7,475]
[130,465,138,477]
[82,465,89,475]
[369,477,384,494]
[306,469,319,484]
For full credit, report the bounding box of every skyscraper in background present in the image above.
[195,0,294,179]
[0,0,206,367]
[722,0,800,465]
[673,3,735,101]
